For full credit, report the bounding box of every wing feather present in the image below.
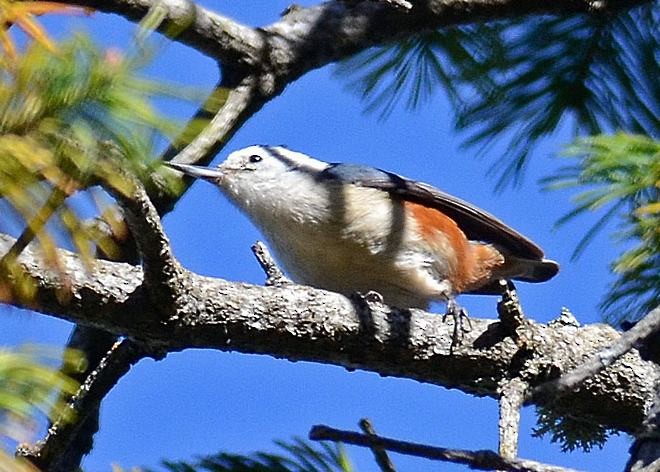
[320,163,544,260]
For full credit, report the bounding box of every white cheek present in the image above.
[220,170,328,226]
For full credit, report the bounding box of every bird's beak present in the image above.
[165,162,223,182]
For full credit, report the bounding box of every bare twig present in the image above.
[359,419,397,472]
[251,241,291,286]
[498,378,528,460]
[17,338,147,472]
[532,306,660,402]
[309,424,580,472]
[152,76,268,215]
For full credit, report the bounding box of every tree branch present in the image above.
[309,424,579,472]
[1,232,656,435]
[532,306,660,402]
[626,383,660,472]
[55,0,264,64]
[498,378,528,460]
[115,182,186,312]
[61,0,649,71]
[50,0,653,219]
[359,419,397,472]
[17,338,147,472]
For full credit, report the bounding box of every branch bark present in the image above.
[60,0,650,70]
[1,232,657,436]
[498,378,527,460]
[52,0,265,63]
[532,306,660,402]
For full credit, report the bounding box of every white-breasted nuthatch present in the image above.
[168,146,558,310]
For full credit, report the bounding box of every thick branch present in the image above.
[1,232,657,435]
[56,0,264,64]
[498,378,527,459]
[532,306,660,402]
[60,0,649,73]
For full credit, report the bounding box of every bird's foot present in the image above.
[443,298,472,352]
[350,291,388,336]
[363,290,385,304]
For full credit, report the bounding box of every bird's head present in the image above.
[166,145,331,218]
[167,145,327,189]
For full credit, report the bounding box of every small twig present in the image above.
[497,280,525,335]
[498,378,528,460]
[251,241,291,286]
[17,338,147,471]
[532,306,660,402]
[310,425,580,472]
[359,419,397,472]
[152,76,264,216]
[0,188,67,266]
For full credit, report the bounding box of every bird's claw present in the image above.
[363,290,384,304]
[351,290,385,306]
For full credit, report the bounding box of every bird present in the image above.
[167,145,559,311]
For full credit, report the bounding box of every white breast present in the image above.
[225,175,453,309]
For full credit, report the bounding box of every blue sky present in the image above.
[2,2,632,470]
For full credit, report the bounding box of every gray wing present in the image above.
[320,163,544,260]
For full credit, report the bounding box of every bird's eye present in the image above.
[249,155,263,163]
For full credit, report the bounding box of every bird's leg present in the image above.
[443,297,472,352]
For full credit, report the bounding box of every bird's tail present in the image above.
[467,256,559,295]
[507,257,560,283]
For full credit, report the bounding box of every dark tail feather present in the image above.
[511,258,560,283]
[466,258,559,295]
